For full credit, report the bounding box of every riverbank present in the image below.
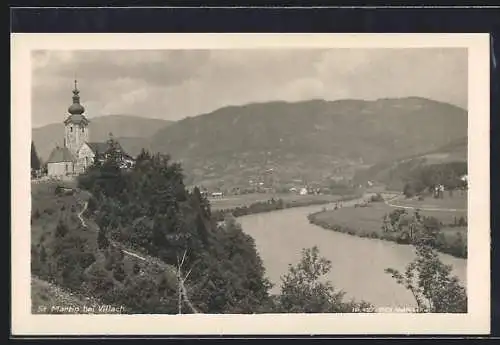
[238,196,467,308]
[307,203,467,259]
[211,193,363,222]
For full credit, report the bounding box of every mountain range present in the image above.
[149,97,467,188]
[32,115,172,161]
[32,98,467,190]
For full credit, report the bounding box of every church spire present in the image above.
[72,79,80,103]
[68,78,85,115]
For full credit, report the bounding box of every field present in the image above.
[313,203,466,235]
[389,191,467,211]
[309,194,467,258]
[209,193,351,210]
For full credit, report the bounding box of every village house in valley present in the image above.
[46,80,134,178]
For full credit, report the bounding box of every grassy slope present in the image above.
[31,180,177,314]
[31,276,102,314]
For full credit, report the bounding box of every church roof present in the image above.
[46,146,76,163]
[64,114,89,126]
[87,142,110,155]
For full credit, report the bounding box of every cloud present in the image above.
[31,48,467,128]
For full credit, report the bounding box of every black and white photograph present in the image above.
[12,33,490,335]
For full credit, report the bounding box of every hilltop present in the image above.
[149,98,467,189]
[32,115,172,161]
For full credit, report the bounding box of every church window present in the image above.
[70,126,73,132]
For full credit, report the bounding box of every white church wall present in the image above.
[47,161,74,177]
[76,143,96,174]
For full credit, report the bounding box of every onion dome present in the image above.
[68,79,85,115]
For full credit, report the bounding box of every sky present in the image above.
[31,48,468,128]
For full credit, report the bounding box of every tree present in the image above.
[384,216,467,313]
[31,141,41,173]
[97,227,110,250]
[39,245,47,264]
[382,209,408,233]
[403,183,415,198]
[277,246,373,313]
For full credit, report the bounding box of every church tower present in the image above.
[64,80,90,156]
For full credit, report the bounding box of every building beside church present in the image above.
[46,80,134,178]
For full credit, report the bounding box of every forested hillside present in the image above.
[149,97,467,189]
[29,140,373,313]
[354,137,467,191]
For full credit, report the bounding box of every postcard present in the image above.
[11,32,490,335]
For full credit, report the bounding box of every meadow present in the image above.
[308,194,467,258]
[389,191,467,211]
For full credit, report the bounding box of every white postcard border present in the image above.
[11,33,491,335]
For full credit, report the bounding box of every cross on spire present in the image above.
[67,77,85,115]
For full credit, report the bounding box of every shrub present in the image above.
[32,209,41,219]
[55,221,69,238]
[458,216,467,227]
[370,193,384,202]
[396,232,411,244]
[54,185,64,196]
[113,263,126,282]
[84,265,116,298]
[132,262,141,275]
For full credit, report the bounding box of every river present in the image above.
[238,196,467,309]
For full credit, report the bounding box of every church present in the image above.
[46,80,134,178]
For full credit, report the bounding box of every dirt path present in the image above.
[78,200,88,228]
[75,196,199,313]
[384,194,466,212]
